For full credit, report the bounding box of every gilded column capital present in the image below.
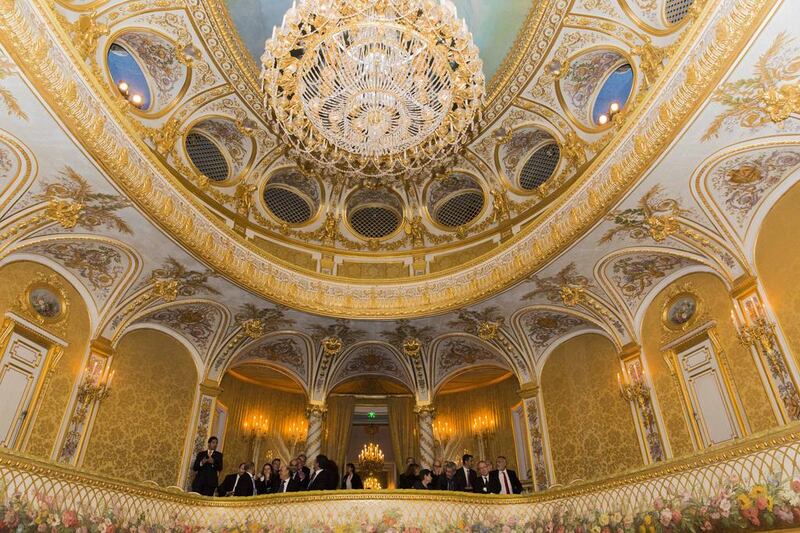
[620,343,642,361]
[199,380,223,397]
[730,274,758,299]
[90,337,113,357]
[414,404,436,417]
[518,382,540,399]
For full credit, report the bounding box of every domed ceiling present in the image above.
[1,0,794,399]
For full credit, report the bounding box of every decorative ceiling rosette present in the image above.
[260,0,485,184]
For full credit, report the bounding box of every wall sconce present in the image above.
[597,101,621,125]
[433,419,453,450]
[617,366,650,404]
[242,414,269,442]
[77,361,113,404]
[116,80,144,109]
[471,414,494,437]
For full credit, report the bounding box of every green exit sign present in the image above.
[367,411,376,419]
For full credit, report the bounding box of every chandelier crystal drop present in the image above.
[260,0,485,181]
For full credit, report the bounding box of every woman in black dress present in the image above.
[255,463,274,494]
[340,463,363,489]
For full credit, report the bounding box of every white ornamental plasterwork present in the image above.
[328,342,414,393]
[228,332,311,389]
[694,139,800,245]
[132,300,229,361]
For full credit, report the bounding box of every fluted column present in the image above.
[415,403,435,468]
[305,404,327,461]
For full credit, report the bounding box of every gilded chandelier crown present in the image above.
[260,0,485,182]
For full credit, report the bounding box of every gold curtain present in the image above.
[433,376,521,469]
[324,396,355,474]
[217,373,308,474]
[386,396,417,473]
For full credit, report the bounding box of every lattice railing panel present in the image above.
[1,426,799,527]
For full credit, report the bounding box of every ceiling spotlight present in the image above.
[598,114,609,125]
[609,101,620,113]
[117,81,129,95]
[129,94,143,107]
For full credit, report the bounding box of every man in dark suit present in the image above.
[297,454,311,478]
[190,436,223,496]
[217,462,246,496]
[232,462,257,496]
[436,461,458,491]
[453,454,478,491]
[488,456,523,494]
[275,465,293,493]
[305,454,334,491]
[474,460,492,494]
[288,458,308,491]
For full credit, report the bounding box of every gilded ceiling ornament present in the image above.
[45,198,83,229]
[0,58,27,120]
[321,336,343,357]
[402,337,422,358]
[448,307,505,337]
[600,185,688,244]
[477,321,499,341]
[489,189,510,223]
[234,182,257,217]
[630,38,666,87]
[559,285,585,307]
[704,32,800,140]
[151,278,179,303]
[561,132,587,170]
[726,164,763,185]
[35,167,132,234]
[404,216,425,248]
[150,118,181,156]
[149,257,220,298]
[523,262,593,302]
[260,0,485,184]
[240,318,265,339]
[644,214,680,242]
[67,13,108,59]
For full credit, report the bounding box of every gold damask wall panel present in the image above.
[756,180,800,368]
[82,329,196,487]
[641,272,777,457]
[217,373,307,474]
[0,261,91,459]
[541,334,642,484]
[433,375,521,469]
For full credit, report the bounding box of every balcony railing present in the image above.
[1,423,800,530]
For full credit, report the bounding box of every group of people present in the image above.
[396,454,523,494]
[191,437,522,497]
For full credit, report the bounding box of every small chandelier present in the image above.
[357,442,385,474]
[260,0,485,182]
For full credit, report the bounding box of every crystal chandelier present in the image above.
[357,442,385,474]
[260,0,485,182]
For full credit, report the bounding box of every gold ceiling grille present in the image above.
[519,143,560,190]
[184,132,229,182]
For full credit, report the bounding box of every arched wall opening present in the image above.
[216,364,309,478]
[432,367,523,472]
[82,328,197,487]
[756,178,800,368]
[540,333,641,484]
